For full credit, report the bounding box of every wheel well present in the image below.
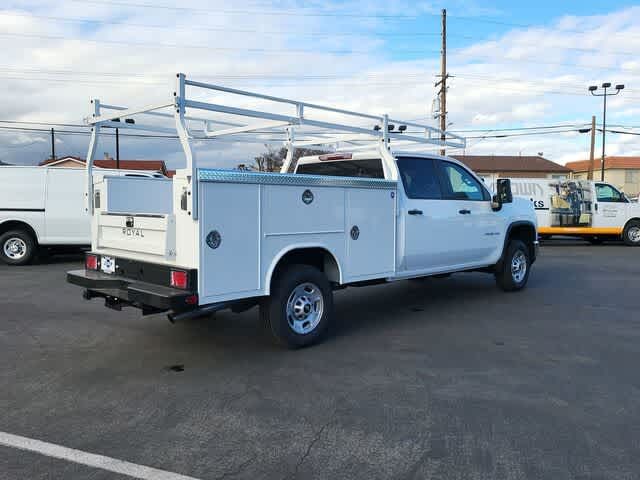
[507,223,536,260]
[624,218,640,230]
[270,247,341,291]
[0,221,38,244]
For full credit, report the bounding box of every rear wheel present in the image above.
[260,264,334,348]
[623,220,640,246]
[0,230,36,266]
[495,239,531,291]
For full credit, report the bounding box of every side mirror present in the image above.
[492,179,513,211]
[497,178,513,203]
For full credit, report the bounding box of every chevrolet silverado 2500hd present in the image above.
[67,74,538,348]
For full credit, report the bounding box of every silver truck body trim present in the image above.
[197,169,397,190]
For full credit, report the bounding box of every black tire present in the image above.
[495,239,531,292]
[622,220,640,246]
[588,236,604,245]
[260,264,334,348]
[0,230,36,266]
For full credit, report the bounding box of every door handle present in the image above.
[595,203,598,211]
[458,209,471,215]
[408,209,423,215]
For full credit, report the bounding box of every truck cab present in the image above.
[296,152,537,277]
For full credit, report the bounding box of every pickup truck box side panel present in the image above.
[199,182,261,300]
[195,170,398,304]
[344,188,396,279]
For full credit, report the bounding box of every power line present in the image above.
[0,32,440,55]
[7,12,637,56]
[1,124,639,140]
[4,31,635,74]
[4,13,459,39]
[68,0,640,40]
[75,0,422,19]
[1,66,636,95]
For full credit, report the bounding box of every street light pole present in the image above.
[589,82,624,181]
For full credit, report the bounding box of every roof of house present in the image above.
[451,155,571,173]
[565,156,640,172]
[39,156,86,167]
[39,156,167,174]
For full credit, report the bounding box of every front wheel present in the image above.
[623,220,640,246]
[261,264,334,348]
[0,230,36,266]
[495,239,531,291]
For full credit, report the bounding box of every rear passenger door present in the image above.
[437,161,503,266]
[397,157,453,272]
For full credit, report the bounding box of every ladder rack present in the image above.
[84,73,466,219]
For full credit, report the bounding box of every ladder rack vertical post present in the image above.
[86,99,100,215]
[175,73,199,220]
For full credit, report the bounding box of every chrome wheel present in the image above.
[628,226,640,244]
[286,282,324,335]
[511,250,527,284]
[3,237,27,260]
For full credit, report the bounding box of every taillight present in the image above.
[170,270,188,289]
[86,254,99,270]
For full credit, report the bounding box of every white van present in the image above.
[490,177,640,246]
[0,166,167,265]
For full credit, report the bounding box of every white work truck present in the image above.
[492,177,640,245]
[0,166,166,265]
[67,74,538,348]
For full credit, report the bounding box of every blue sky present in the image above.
[0,0,638,167]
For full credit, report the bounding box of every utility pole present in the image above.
[437,8,447,156]
[50,128,56,160]
[587,115,596,180]
[115,127,120,169]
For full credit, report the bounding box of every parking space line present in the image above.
[0,431,203,480]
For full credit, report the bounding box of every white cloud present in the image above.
[0,1,638,168]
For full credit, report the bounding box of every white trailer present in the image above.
[489,177,640,245]
[67,74,538,348]
[0,166,166,265]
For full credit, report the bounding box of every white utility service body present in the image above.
[489,177,640,245]
[0,166,166,265]
[68,74,538,348]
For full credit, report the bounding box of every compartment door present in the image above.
[199,182,260,299]
[345,188,396,280]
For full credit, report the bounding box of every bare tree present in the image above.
[250,146,328,172]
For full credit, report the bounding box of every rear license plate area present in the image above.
[101,255,116,274]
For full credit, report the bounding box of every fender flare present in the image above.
[500,220,537,265]
[264,243,343,295]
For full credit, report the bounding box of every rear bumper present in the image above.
[67,269,196,312]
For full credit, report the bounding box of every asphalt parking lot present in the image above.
[1,241,639,480]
